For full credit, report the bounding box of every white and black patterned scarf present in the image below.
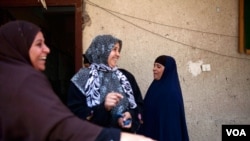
[84,63,137,108]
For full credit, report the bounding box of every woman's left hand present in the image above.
[118,111,132,128]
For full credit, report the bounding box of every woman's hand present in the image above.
[104,92,123,111]
[118,111,132,128]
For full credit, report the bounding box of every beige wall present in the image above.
[82,0,250,140]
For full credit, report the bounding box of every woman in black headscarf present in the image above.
[139,55,189,141]
[67,34,143,133]
[0,20,153,141]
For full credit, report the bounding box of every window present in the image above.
[239,0,250,54]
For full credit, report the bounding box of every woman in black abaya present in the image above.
[139,55,189,141]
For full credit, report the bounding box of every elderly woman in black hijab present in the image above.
[67,34,143,133]
[139,55,189,141]
[0,20,153,141]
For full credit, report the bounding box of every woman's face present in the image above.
[153,63,165,80]
[108,42,120,68]
[29,32,50,71]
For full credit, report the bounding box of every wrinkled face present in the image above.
[108,42,120,68]
[153,63,165,80]
[29,32,50,71]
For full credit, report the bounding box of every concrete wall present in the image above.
[82,0,250,140]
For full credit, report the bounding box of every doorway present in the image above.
[0,2,82,104]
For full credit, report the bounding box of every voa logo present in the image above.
[226,129,246,136]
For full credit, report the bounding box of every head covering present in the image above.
[0,20,40,64]
[154,55,167,66]
[140,55,189,141]
[72,35,136,111]
[85,34,122,65]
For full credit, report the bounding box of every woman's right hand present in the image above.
[104,92,123,111]
[120,132,156,141]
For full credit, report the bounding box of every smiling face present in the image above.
[153,62,165,80]
[29,32,50,71]
[107,42,121,68]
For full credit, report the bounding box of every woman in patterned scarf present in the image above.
[67,34,142,133]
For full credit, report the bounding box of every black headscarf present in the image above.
[154,55,167,66]
[0,20,40,64]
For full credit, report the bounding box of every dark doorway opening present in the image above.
[0,6,76,104]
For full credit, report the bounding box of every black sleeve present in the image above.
[90,101,112,127]
[95,128,121,141]
[67,82,90,119]
[67,82,112,127]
